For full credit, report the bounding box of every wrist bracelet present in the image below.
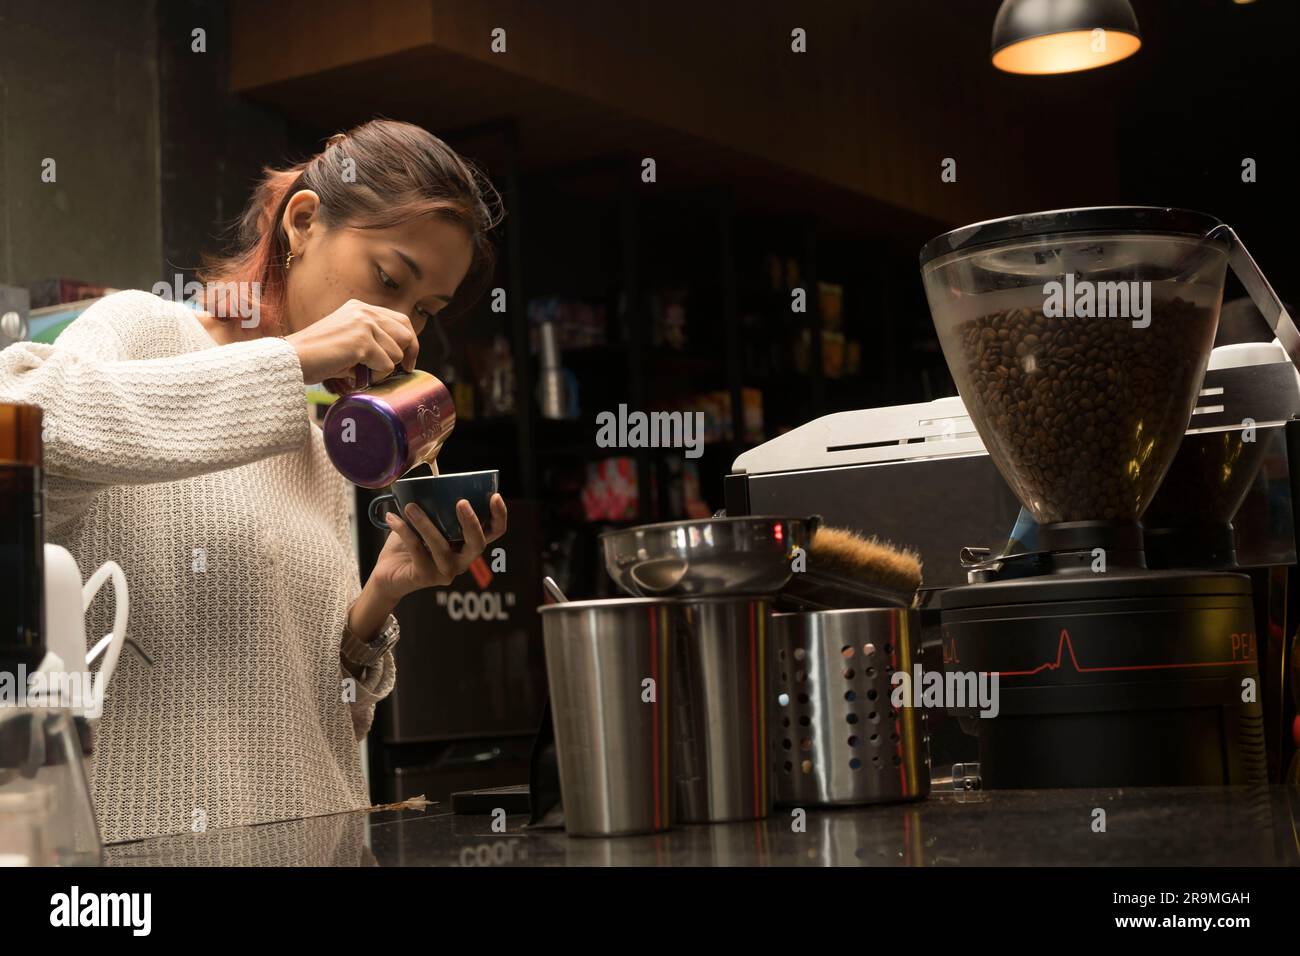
[341,612,400,668]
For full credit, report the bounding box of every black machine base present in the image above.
[939,569,1267,789]
[1144,522,1239,570]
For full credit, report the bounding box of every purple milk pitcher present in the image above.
[322,366,456,488]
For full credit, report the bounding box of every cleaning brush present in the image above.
[779,525,922,610]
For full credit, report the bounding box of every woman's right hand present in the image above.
[286,299,419,386]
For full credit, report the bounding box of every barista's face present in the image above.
[280,190,474,336]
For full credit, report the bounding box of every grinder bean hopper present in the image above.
[920,206,1295,789]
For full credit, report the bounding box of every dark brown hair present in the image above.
[200,119,502,333]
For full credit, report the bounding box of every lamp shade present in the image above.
[992,0,1141,74]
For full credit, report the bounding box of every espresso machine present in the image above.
[727,207,1300,789]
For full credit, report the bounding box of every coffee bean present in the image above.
[952,297,1216,523]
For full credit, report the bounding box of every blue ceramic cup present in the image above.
[368,470,499,544]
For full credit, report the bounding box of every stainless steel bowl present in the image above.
[600,515,817,597]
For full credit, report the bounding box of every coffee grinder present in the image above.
[920,207,1299,789]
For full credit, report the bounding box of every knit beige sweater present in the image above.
[0,290,396,844]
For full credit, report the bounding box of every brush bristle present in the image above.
[808,526,923,593]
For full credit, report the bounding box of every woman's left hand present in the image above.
[370,494,509,601]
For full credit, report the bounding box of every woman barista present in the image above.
[0,119,507,843]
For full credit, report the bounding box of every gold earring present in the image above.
[285,250,296,271]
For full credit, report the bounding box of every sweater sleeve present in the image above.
[324,464,398,740]
[0,291,309,532]
[344,649,397,740]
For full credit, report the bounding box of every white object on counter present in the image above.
[34,545,128,722]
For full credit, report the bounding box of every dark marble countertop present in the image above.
[102,785,1300,866]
